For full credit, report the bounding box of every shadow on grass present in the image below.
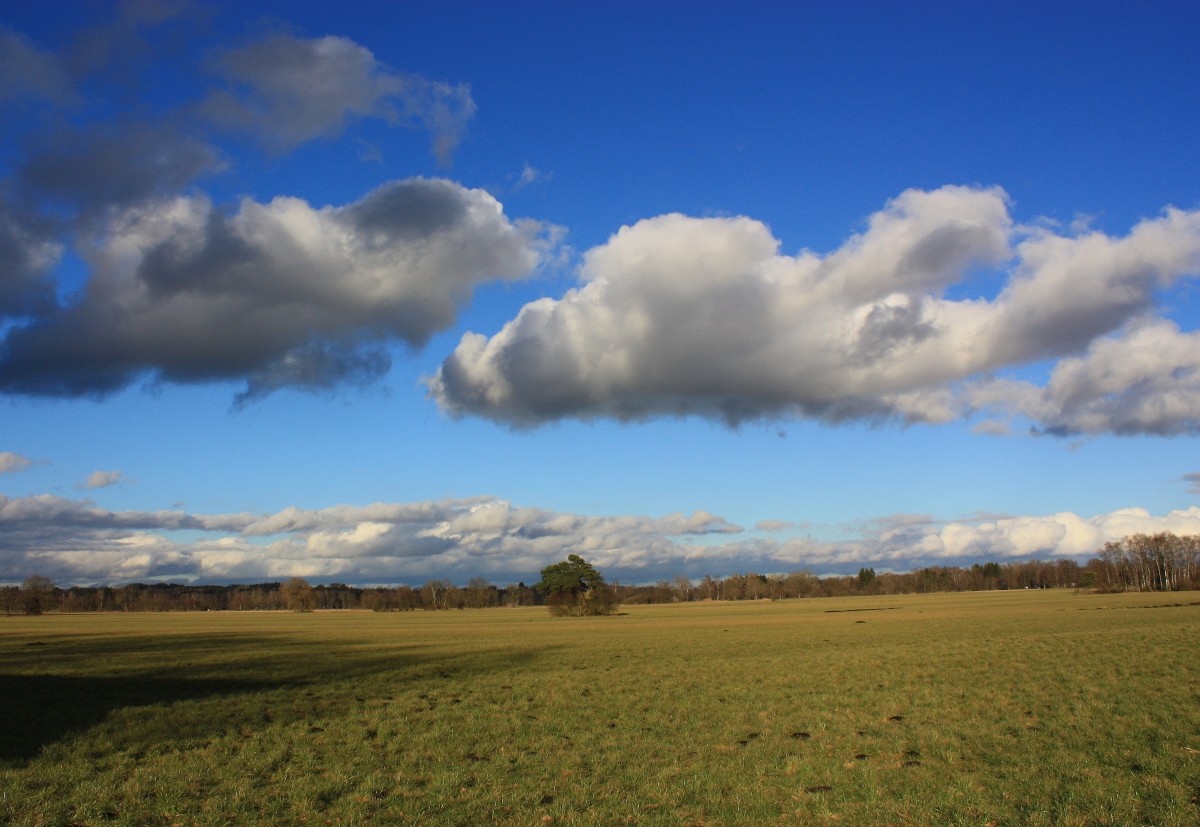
[0,672,284,763]
[1,632,550,764]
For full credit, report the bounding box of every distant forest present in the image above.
[4,532,1198,615]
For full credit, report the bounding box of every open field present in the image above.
[2,591,1198,826]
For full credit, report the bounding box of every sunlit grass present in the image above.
[2,591,1198,825]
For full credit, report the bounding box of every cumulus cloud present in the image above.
[969,318,1200,435]
[203,34,475,162]
[0,452,33,475]
[2,490,1196,587]
[78,470,126,490]
[0,15,518,405]
[18,123,223,217]
[429,186,1200,435]
[0,201,60,318]
[0,178,549,400]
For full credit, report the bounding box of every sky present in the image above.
[2,0,1199,588]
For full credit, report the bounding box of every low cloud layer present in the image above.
[0,15,528,404]
[430,186,1200,435]
[3,492,1197,587]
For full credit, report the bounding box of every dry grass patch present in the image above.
[1,592,1198,825]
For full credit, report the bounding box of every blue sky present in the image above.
[2,1,1199,587]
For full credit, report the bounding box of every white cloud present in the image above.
[78,470,126,490]
[429,186,1200,435]
[2,491,1196,586]
[0,178,553,402]
[0,21,516,406]
[513,163,551,190]
[755,520,795,532]
[0,452,33,475]
[969,318,1200,435]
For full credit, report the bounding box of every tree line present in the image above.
[4,533,1198,616]
[1094,532,1199,592]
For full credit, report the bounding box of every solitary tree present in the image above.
[536,555,618,616]
[21,575,56,616]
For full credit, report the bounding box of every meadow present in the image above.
[1,591,1198,826]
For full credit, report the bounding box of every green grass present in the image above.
[2,591,1198,826]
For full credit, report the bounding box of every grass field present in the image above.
[2,591,1198,826]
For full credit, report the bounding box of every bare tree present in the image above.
[0,586,19,616]
[280,577,318,611]
[465,577,497,608]
[673,576,694,602]
[21,575,56,615]
[1094,533,1200,591]
[421,579,456,610]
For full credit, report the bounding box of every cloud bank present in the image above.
[430,186,1200,435]
[3,492,1197,587]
